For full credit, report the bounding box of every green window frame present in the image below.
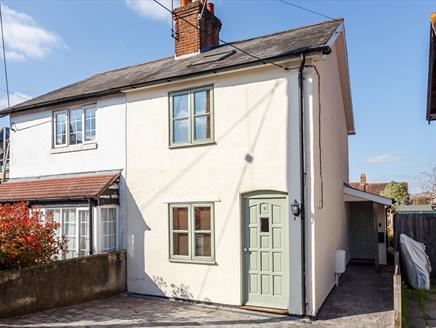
[169,86,214,147]
[169,203,215,263]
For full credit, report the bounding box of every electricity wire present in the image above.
[152,0,288,71]
[277,0,334,21]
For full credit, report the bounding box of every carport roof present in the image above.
[344,185,392,206]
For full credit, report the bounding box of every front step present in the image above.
[240,305,289,315]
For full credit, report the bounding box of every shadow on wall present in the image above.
[125,78,283,302]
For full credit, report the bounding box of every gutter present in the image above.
[298,53,307,316]
[5,46,332,115]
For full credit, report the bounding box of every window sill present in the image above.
[169,258,217,265]
[169,141,216,150]
[52,142,98,154]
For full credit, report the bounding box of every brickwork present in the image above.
[173,1,221,57]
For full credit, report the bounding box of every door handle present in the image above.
[243,248,248,252]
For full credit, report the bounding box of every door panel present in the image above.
[243,196,288,309]
[350,203,374,259]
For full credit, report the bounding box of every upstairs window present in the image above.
[169,86,214,147]
[53,106,96,148]
[54,111,67,146]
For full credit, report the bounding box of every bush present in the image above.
[0,202,67,270]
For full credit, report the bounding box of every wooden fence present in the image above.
[394,212,436,278]
[393,252,402,328]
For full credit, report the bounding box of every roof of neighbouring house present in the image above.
[350,181,409,196]
[427,13,436,122]
[4,19,346,113]
[0,170,120,202]
[350,182,389,195]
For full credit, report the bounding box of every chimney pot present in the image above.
[180,0,189,6]
[207,3,214,15]
[359,174,367,191]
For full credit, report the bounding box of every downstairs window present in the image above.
[169,203,214,263]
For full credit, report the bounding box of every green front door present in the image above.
[243,195,288,309]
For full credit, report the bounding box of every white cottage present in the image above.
[0,0,391,318]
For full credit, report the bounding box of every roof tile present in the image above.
[0,172,120,202]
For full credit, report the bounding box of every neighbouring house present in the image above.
[351,173,409,196]
[427,13,436,122]
[0,80,126,258]
[0,0,393,317]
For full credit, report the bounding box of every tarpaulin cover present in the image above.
[400,234,432,289]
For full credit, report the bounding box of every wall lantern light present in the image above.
[291,199,301,217]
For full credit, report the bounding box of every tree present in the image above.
[380,182,409,205]
[0,202,67,270]
[417,164,436,205]
[410,192,433,205]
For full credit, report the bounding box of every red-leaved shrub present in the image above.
[0,202,67,270]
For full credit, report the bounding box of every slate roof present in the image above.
[0,171,120,202]
[6,19,343,114]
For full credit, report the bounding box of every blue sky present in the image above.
[1,0,435,192]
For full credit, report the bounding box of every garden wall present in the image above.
[0,251,126,318]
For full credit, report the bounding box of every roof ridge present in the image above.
[227,18,343,46]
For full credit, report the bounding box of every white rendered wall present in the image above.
[9,95,126,178]
[375,203,387,265]
[125,66,305,311]
[305,43,351,316]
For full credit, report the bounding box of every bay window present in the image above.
[169,203,214,263]
[169,86,214,147]
[53,106,96,148]
[43,206,118,259]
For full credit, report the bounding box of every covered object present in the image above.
[400,234,432,289]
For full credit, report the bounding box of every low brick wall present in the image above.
[0,251,126,318]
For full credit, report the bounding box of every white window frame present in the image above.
[84,106,97,142]
[52,105,97,149]
[168,202,215,264]
[99,205,119,253]
[169,85,214,148]
[53,110,68,148]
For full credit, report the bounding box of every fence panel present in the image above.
[394,212,436,278]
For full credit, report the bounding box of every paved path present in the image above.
[0,265,393,328]
[317,264,394,328]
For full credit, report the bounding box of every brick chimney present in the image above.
[359,174,367,191]
[173,0,222,57]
